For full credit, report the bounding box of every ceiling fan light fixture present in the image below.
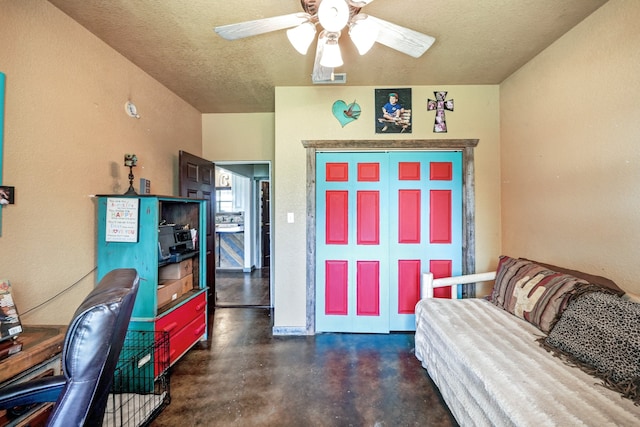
[349,15,378,55]
[286,21,317,54]
[320,33,343,68]
[318,0,350,32]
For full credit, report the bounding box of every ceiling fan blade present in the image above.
[312,36,334,82]
[214,13,310,41]
[347,0,376,7]
[366,15,435,58]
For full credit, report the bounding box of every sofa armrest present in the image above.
[421,271,496,299]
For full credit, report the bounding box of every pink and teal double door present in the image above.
[316,151,462,333]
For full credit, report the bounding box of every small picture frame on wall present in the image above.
[375,88,412,134]
[0,186,14,205]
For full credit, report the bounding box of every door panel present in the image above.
[397,259,421,314]
[260,181,270,269]
[357,191,380,245]
[316,151,462,333]
[430,259,453,299]
[325,191,349,244]
[389,151,462,330]
[357,260,380,315]
[316,152,390,333]
[398,189,421,243]
[179,151,216,312]
[430,190,452,243]
[325,260,349,315]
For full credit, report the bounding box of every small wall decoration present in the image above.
[427,91,454,133]
[123,153,138,195]
[105,197,140,242]
[332,100,361,127]
[0,186,14,205]
[375,88,412,133]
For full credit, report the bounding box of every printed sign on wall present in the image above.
[105,197,140,242]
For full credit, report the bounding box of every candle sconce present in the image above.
[124,154,138,195]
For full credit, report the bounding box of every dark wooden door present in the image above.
[261,181,270,269]
[179,150,215,312]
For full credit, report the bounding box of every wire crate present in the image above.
[103,330,171,427]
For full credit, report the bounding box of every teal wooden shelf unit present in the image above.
[97,195,208,366]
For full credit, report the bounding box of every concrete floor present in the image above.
[150,306,457,427]
[215,269,270,307]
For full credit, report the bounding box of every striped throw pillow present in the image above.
[490,256,589,333]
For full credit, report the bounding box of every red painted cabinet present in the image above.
[97,196,208,366]
[156,292,207,365]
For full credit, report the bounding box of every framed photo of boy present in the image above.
[0,186,14,205]
[375,88,412,134]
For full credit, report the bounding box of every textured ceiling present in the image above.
[47,0,608,114]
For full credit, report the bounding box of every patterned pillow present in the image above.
[490,256,589,333]
[544,292,640,403]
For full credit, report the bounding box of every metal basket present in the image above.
[103,330,171,427]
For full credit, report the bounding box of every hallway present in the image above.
[215,268,270,307]
[150,307,456,426]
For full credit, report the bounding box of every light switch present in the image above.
[287,212,294,223]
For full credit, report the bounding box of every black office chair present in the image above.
[0,268,139,426]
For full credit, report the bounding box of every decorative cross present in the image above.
[427,91,454,133]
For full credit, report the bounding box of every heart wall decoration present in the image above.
[332,100,361,127]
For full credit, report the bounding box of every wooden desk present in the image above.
[0,325,66,427]
[0,325,65,384]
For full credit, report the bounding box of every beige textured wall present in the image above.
[0,1,202,324]
[274,85,501,330]
[500,0,640,294]
[202,113,274,162]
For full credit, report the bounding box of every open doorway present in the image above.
[214,161,272,308]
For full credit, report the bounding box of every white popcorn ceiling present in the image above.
[47,0,608,113]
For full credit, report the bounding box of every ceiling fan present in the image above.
[214,0,435,82]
